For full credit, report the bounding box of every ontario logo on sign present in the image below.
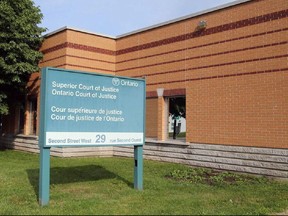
[39,67,146,147]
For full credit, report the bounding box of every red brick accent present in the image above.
[147,67,288,86]
[117,40,288,73]
[116,9,288,55]
[42,42,116,55]
[40,54,114,65]
[42,9,288,57]
[54,64,115,73]
[117,28,288,64]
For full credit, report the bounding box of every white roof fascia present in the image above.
[43,0,252,39]
[116,0,252,38]
[44,26,116,39]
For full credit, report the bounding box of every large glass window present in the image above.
[168,96,186,140]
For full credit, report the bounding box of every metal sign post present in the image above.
[134,145,143,190]
[39,67,145,206]
[39,147,50,206]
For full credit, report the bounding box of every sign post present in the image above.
[39,67,145,206]
[134,145,143,190]
[39,147,50,206]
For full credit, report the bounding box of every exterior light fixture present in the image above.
[196,20,207,31]
[156,88,164,97]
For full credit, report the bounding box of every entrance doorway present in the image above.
[168,97,186,140]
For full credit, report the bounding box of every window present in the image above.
[168,96,186,139]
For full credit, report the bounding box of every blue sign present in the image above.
[39,67,146,147]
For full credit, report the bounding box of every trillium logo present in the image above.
[112,78,120,86]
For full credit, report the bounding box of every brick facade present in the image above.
[115,0,288,148]
[3,0,287,150]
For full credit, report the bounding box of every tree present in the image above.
[169,97,186,139]
[0,0,46,115]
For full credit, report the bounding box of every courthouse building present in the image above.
[1,0,288,178]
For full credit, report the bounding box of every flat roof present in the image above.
[116,0,252,38]
[44,26,117,39]
[44,0,252,39]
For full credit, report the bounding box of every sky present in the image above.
[33,0,237,37]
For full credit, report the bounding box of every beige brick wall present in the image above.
[116,0,288,148]
[39,29,116,74]
[186,72,288,148]
[24,29,117,136]
[146,98,158,138]
[19,0,288,148]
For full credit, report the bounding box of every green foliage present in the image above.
[169,97,186,138]
[0,0,46,115]
[167,167,270,186]
[0,92,8,115]
[169,97,186,119]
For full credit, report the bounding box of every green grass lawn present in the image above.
[0,149,287,215]
[168,132,186,138]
